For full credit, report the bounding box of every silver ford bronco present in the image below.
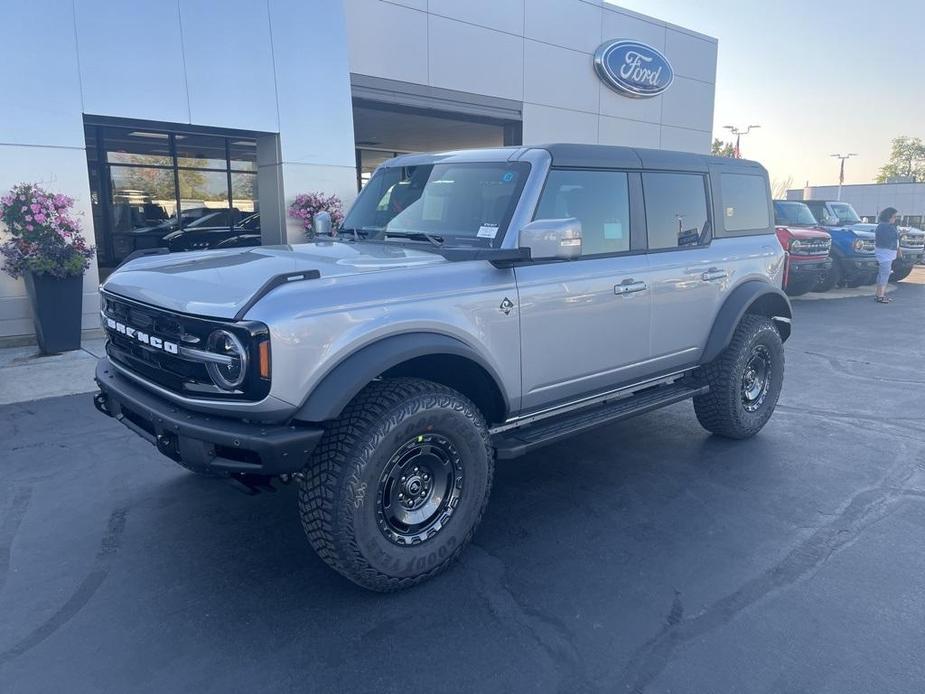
[94,144,792,591]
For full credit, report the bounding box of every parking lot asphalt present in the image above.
[2,275,924,694]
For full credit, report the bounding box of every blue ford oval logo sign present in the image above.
[594,40,674,98]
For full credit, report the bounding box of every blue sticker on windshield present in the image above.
[501,171,514,183]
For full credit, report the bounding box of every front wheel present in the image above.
[890,265,913,283]
[815,260,841,292]
[299,378,494,591]
[693,315,784,439]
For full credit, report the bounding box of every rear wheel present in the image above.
[693,315,784,439]
[299,378,493,591]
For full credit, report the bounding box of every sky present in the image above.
[610,0,925,191]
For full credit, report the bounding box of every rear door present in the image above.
[642,171,722,370]
[515,168,652,411]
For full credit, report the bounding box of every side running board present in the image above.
[492,382,708,460]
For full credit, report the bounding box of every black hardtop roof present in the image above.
[536,143,766,173]
[383,144,767,175]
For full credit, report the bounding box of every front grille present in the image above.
[101,291,270,401]
[793,239,830,256]
[900,234,925,249]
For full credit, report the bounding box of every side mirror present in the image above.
[312,211,333,236]
[518,218,582,260]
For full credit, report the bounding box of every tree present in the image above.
[712,138,736,158]
[876,136,925,182]
[772,176,794,200]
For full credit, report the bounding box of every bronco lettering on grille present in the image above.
[106,317,179,354]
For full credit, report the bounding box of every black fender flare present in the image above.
[292,332,509,423]
[700,281,792,364]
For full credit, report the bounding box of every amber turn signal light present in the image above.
[258,340,271,379]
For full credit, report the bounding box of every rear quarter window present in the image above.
[721,173,770,233]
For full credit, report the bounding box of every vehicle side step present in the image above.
[492,382,708,460]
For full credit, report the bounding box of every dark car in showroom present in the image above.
[773,200,832,296]
[163,211,260,252]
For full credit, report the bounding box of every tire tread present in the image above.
[298,378,494,592]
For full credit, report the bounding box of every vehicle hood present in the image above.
[823,224,874,239]
[779,226,830,240]
[102,241,448,319]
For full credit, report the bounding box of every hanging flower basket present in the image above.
[0,183,95,353]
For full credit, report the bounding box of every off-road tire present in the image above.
[298,378,494,592]
[815,260,841,292]
[890,265,913,283]
[693,315,784,439]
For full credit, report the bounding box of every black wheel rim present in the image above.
[741,344,771,413]
[376,434,463,545]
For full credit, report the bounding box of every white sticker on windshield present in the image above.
[477,223,499,239]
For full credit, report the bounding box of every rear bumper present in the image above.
[94,358,323,475]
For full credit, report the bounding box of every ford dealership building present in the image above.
[0,0,717,343]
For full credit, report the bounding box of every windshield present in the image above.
[342,162,530,246]
[774,201,818,227]
[830,203,861,224]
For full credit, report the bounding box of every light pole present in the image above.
[831,153,858,200]
[723,124,761,158]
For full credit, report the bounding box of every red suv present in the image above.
[773,200,833,296]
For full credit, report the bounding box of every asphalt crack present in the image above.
[0,487,33,594]
[464,544,595,693]
[0,506,129,667]
[614,455,924,693]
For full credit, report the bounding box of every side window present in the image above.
[535,170,630,256]
[803,201,825,223]
[721,173,770,232]
[642,173,709,250]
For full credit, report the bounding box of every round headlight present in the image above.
[789,239,804,252]
[852,239,864,251]
[206,329,248,390]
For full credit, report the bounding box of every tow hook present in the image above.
[93,391,112,417]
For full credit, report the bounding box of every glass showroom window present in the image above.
[84,124,260,274]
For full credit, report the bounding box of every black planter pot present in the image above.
[23,272,84,354]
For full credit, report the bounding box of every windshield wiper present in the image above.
[335,227,376,241]
[384,230,445,247]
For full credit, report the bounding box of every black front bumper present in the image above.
[94,359,323,475]
[842,257,879,273]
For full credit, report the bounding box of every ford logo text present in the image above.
[593,40,674,98]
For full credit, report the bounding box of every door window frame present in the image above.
[530,167,715,260]
[639,170,714,254]
[531,167,647,261]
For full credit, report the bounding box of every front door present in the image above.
[516,169,652,411]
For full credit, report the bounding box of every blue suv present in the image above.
[802,200,877,290]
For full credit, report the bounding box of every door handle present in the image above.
[701,268,728,281]
[614,280,647,295]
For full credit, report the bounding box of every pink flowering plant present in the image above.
[288,192,344,237]
[0,183,94,279]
